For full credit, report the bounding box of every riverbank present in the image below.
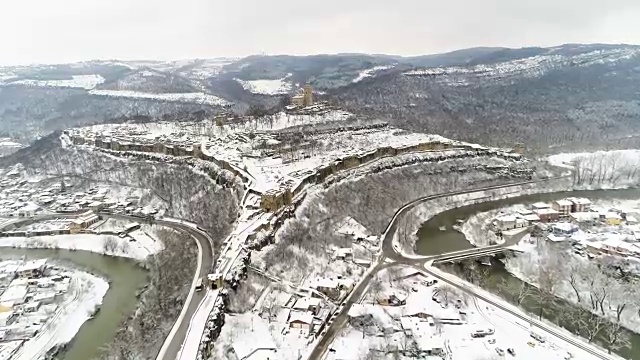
[0,226,164,261]
[0,248,148,360]
[0,258,109,360]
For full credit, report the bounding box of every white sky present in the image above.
[1,0,640,65]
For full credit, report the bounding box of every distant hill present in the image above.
[330,44,640,151]
[1,45,640,153]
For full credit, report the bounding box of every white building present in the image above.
[15,259,47,279]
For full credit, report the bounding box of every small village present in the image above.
[492,197,640,261]
[0,258,74,360]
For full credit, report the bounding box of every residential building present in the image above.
[551,223,578,236]
[70,211,100,233]
[570,198,591,213]
[552,199,573,216]
[531,202,550,211]
[494,215,517,231]
[376,290,408,306]
[569,212,599,224]
[289,311,314,331]
[606,212,623,226]
[15,259,47,279]
[534,208,560,223]
[293,297,322,315]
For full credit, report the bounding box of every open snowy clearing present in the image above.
[8,75,105,89]
[235,77,292,95]
[352,65,395,83]
[0,233,162,261]
[88,89,230,106]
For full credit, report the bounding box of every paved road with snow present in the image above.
[308,177,617,360]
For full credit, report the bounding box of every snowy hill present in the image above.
[96,67,199,93]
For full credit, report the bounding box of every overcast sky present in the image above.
[2,0,640,65]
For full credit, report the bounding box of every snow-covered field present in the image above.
[9,75,105,89]
[0,260,109,360]
[0,233,162,261]
[329,265,604,360]
[88,89,230,106]
[235,76,292,95]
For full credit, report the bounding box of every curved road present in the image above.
[104,214,216,360]
[309,176,616,360]
[0,212,215,360]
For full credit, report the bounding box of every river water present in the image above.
[414,188,640,358]
[0,248,147,360]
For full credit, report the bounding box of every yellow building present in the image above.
[291,84,314,107]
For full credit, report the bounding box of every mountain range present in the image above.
[1,43,639,152]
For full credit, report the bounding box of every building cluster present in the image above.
[494,197,640,260]
[494,197,593,231]
[0,259,70,351]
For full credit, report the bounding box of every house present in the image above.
[15,259,47,279]
[552,223,578,236]
[494,214,517,231]
[0,311,15,327]
[569,212,600,224]
[310,277,354,299]
[531,202,550,210]
[570,198,591,213]
[24,301,41,313]
[606,212,623,226]
[293,297,322,315]
[70,211,100,233]
[0,285,28,305]
[33,291,57,305]
[333,248,353,261]
[523,214,540,223]
[552,199,573,216]
[289,311,314,331]
[534,208,560,223]
[376,290,408,306]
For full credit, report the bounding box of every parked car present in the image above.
[495,347,505,356]
[530,332,546,343]
[507,348,516,356]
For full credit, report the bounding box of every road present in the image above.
[0,212,216,360]
[308,177,616,360]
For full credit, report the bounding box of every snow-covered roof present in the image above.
[569,212,599,222]
[534,208,559,215]
[335,217,370,238]
[554,199,573,207]
[552,223,576,232]
[573,198,591,205]
[523,214,540,221]
[289,311,314,325]
[606,212,622,220]
[0,285,27,303]
[496,214,517,223]
[231,319,277,360]
[16,259,47,273]
[531,202,550,209]
[293,297,321,310]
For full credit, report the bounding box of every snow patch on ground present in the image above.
[10,75,105,89]
[235,76,292,95]
[0,233,162,261]
[88,89,230,106]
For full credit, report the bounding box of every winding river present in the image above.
[1,248,147,360]
[415,188,640,358]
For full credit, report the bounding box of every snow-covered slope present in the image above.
[89,89,230,106]
[7,75,105,89]
[352,65,395,83]
[404,47,640,86]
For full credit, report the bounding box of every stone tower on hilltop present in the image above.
[303,84,313,106]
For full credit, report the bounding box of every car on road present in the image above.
[425,279,438,286]
[507,348,516,356]
[530,332,545,343]
[495,347,504,356]
[488,339,496,344]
